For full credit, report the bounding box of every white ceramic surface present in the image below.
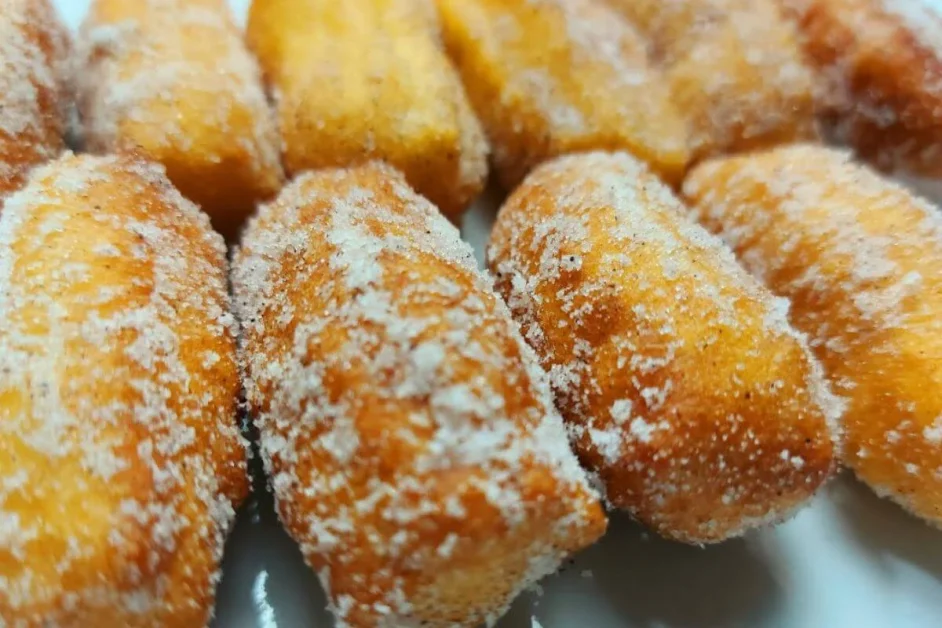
[52,1,942,626]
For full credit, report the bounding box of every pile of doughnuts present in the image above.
[1,0,940,626]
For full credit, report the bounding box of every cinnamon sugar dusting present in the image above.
[0,152,246,623]
[233,162,605,627]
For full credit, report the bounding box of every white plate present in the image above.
[52,1,942,626]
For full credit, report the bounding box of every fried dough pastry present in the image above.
[76,0,283,239]
[0,153,249,626]
[606,0,818,161]
[233,162,606,626]
[780,0,942,177]
[434,0,690,189]
[0,0,69,201]
[245,0,486,221]
[488,151,841,544]
[685,144,942,526]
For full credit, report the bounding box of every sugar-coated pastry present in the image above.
[245,0,487,221]
[0,0,69,201]
[0,153,249,625]
[685,144,942,526]
[606,0,818,161]
[488,151,841,544]
[233,162,606,627]
[781,0,942,177]
[77,0,283,239]
[434,0,689,189]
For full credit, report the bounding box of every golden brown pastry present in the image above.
[233,162,606,626]
[0,0,69,201]
[685,144,942,526]
[245,0,487,221]
[781,0,942,177]
[434,0,690,188]
[0,152,248,625]
[76,0,283,239]
[606,0,818,161]
[489,151,841,544]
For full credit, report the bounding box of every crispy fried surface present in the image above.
[77,0,283,240]
[0,153,248,626]
[489,152,840,544]
[782,0,942,176]
[685,144,942,526]
[607,0,817,162]
[0,0,69,201]
[233,162,605,627]
[246,0,487,221]
[434,0,690,189]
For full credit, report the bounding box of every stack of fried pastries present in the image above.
[3,0,942,626]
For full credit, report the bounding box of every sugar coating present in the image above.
[0,0,69,200]
[76,0,283,237]
[233,162,605,627]
[246,0,487,221]
[782,0,942,177]
[606,0,817,161]
[435,0,690,188]
[489,151,841,544]
[685,143,942,526]
[0,153,248,625]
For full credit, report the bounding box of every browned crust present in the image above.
[685,144,942,526]
[783,0,942,176]
[489,151,839,544]
[233,162,605,626]
[0,0,70,201]
[0,152,247,625]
